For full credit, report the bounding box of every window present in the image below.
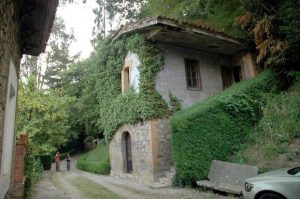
[122,66,130,93]
[185,59,202,90]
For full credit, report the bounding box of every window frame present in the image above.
[184,58,202,91]
[122,65,131,93]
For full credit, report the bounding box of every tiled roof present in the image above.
[113,15,242,43]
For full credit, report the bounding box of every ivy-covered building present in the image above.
[0,0,58,198]
[104,16,257,185]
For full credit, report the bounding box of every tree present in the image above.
[43,17,79,89]
[59,58,100,139]
[236,0,300,68]
[17,76,75,154]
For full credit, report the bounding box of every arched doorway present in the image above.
[124,132,133,173]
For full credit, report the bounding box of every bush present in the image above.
[36,154,52,170]
[24,145,43,198]
[171,70,278,185]
[77,143,110,175]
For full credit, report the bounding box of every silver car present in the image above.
[243,167,300,199]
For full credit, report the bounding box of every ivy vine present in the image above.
[93,34,171,141]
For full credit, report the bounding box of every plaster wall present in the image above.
[109,119,172,183]
[156,45,229,108]
[0,0,21,198]
[124,51,140,92]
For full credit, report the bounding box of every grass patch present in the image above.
[242,81,300,168]
[77,143,110,174]
[72,177,124,199]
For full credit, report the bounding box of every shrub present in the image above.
[24,145,43,198]
[77,143,110,175]
[171,70,278,185]
[254,80,300,153]
[36,154,52,170]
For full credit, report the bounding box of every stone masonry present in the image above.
[109,119,172,184]
[0,1,21,198]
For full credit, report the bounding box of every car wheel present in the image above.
[258,193,285,199]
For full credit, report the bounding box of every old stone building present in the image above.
[0,0,58,198]
[109,16,257,185]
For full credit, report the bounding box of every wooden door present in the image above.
[125,133,133,173]
[221,66,233,89]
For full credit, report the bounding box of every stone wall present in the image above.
[0,0,21,198]
[155,120,172,176]
[109,119,172,184]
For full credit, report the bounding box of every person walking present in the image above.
[55,152,60,171]
[66,154,71,171]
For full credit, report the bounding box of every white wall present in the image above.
[124,51,140,92]
[156,45,231,108]
[0,61,17,199]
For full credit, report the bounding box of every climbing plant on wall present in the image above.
[92,34,171,141]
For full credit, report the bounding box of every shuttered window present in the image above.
[185,59,202,90]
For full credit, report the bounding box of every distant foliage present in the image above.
[77,143,111,174]
[171,71,278,185]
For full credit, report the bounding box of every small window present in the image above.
[122,66,130,93]
[185,59,202,90]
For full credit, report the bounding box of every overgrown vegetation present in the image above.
[77,143,110,174]
[91,34,170,141]
[241,74,300,167]
[24,144,43,198]
[171,71,279,185]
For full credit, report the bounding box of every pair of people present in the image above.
[55,152,71,172]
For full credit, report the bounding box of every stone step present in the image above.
[159,177,172,185]
[150,182,171,189]
[164,171,175,179]
[170,166,175,173]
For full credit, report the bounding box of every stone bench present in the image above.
[196,160,258,195]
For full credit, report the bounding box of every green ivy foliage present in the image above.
[170,70,279,185]
[24,143,43,198]
[92,34,170,141]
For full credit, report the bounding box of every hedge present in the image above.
[170,70,279,185]
[36,154,52,170]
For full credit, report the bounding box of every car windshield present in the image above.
[287,167,300,175]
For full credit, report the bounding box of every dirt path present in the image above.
[32,157,235,199]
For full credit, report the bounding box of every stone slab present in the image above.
[196,160,258,195]
[208,160,258,185]
[197,180,242,195]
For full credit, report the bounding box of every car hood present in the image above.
[246,168,291,183]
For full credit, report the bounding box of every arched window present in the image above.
[122,66,130,93]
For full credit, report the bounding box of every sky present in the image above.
[56,1,98,59]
